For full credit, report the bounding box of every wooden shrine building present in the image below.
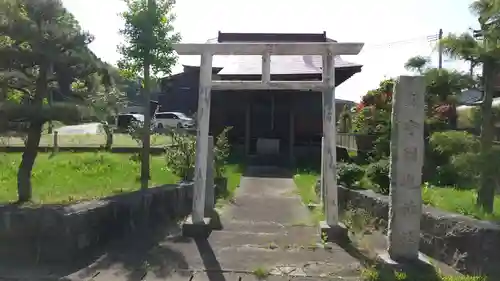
[159,32,362,160]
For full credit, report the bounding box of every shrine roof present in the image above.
[182,32,363,76]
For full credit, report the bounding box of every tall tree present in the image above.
[404,56,430,74]
[0,0,110,202]
[404,57,474,109]
[440,0,500,212]
[440,33,481,76]
[118,0,181,189]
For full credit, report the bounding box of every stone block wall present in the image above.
[338,186,500,277]
[0,182,193,263]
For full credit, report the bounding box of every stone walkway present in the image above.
[3,166,363,281]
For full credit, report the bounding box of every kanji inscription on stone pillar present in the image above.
[387,75,425,262]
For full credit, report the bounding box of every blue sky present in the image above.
[62,0,479,101]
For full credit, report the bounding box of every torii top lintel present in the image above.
[172,42,364,56]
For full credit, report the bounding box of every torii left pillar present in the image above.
[181,51,214,238]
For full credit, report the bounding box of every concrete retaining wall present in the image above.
[0,183,193,263]
[338,185,500,277]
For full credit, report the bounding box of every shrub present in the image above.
[429,131,479,159]
[337,163,364,187]
[428,131,480,186]
[450,149,500,190]
[434,164,460,186]
[214,127,232,178]
[165,130,196,181]
[366,159,390,195]
[164,127,233,182]
[126,119,146,147]
[352,78,394,136]
[449,152,481,187]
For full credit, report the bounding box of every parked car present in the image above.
[115,113,145,132]
[153,112,194,130]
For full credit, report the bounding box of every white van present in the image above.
[153,112,194,129]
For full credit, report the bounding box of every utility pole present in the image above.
[438,28,443,69]
[140,0,154,190]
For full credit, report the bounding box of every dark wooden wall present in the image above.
[158,69,200,116]
[159,69,355,143]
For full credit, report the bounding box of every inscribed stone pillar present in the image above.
[205,136,215,212]
[387,75,425,261]
[192,52,213,223]
[321,52,338,225]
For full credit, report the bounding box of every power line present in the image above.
[438,28,443,69]
[365,34,438,49]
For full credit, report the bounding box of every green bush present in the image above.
[366,159,390,195]
[164,127,233,182]
[449,152,481,187]
[434,164,460,186]
[429,131,479,159]
[428,131,479,186]
[450,149,500,190]
[337,163,364,187]
[126,119,145,147]
[214,127,232,178]
[165,130,196,181]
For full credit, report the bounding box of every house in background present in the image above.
[159,32,362,161]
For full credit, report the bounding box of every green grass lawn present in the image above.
[293,172,319,205]
[0,152,244,206]
[422,183,500,221]
[292,170,500,222]
[0,152,179,204]
[214,163,244,209]
[292,172,325,224]
[0,133,171,147]
[225,164,243,195]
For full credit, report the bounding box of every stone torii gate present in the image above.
[173,41,364,239]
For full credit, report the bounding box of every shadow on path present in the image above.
[0,221,191,281]
[339,239,457,281]
[70,222,191,281]
[195,238,226,281]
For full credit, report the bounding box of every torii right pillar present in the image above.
[319,51,348,243]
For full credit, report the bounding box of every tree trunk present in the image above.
[103,122,113,150]
[17,63,49,203]
[477,59,496,213]
[17,121,43,202]
[140,0,155,190]
[449,104,458,130]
